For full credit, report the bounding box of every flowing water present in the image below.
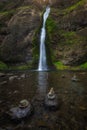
[0,71,87,130]
[38,7,50,71]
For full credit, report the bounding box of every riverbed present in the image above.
[0,70,87,130]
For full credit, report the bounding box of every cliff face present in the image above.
[46,0,87,66]
[0,0,87,67]
[0,0,42,63]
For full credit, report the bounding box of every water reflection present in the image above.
[37,71,48,99]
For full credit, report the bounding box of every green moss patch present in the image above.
[65,0,86,13]
[59,30,85,45]
[46,17,57,34]
[80,62,87,69]
[0,61,8,70]
[54,61,69,70]
[18,6,32,10]
[0,10,15,17]
[54,61,87,70]
[51,0,86,16]
[9,61,32,70]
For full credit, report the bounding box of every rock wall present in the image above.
[46,0,87,65]
[0,1,41,63]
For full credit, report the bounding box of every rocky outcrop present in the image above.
[0,3,41,63]
[46,0,87,66]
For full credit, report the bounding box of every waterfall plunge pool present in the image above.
[0,70,87,129]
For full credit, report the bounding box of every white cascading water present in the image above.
[38,6,50,71]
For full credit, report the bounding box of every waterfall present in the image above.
[38,6,50,71]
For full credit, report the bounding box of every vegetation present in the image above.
[18,5,33,10]
[80,62,87,69]
[54,61,87,70]
[0,61,33,70]
[65,0,86,13]
[9,63,32,70]
[59,30,86,45]
[54,61,69,70]
[46,17,57,34]
[0,61,8,70]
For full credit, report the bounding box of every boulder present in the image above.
[0,73,5,77]
[9,75,18,81]
[8,99,33,121]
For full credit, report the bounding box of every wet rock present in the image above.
[0,73,5,77]
[8,100,33,121]
[17,77,21,80]
[61,75,65,78]
[0,81,7,85]
[0,128,5,130]
[0,100,2,104]
[13,90,19,94]
[9,76,18,81]
[20,74,26,78]
[44,88,58,110]
[7,73,13,76]
[8,91,12,95]
[71,75,80,82]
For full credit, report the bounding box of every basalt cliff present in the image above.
[0,0,87,69]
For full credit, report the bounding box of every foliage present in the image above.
[46,17,57,34]
[51,0,86,15]
[59,31,84,45]
[54,61,69,70]
[65,0,86,13]
[18,6,32,10]
[54,61,84,70]
[80,62,87,69]
[32,28,40,67]
[0,61,8,70]
[9,64,31,70]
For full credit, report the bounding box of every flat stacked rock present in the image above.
[8,99,33,121]
[44,88,58,110]
[71,75,79,82]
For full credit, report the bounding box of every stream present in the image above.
[0,70,87,130]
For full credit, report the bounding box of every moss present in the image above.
[32,28,40,68]
[18,5,32,10]
[60,31,77,45]
[54,61,82,70]
[0,10,15,17]
[54,61,87,70]
[54,61,69,70]
[59,30,86,45]
[0,0,24,11]
[51,0,86,16]
[65,0,86,13]
[79,62,87,69]
[46,17,58,63]
[46,17,57,34]
[0,61,8,70]
[9,63,32,70]
[0,10,16,23]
